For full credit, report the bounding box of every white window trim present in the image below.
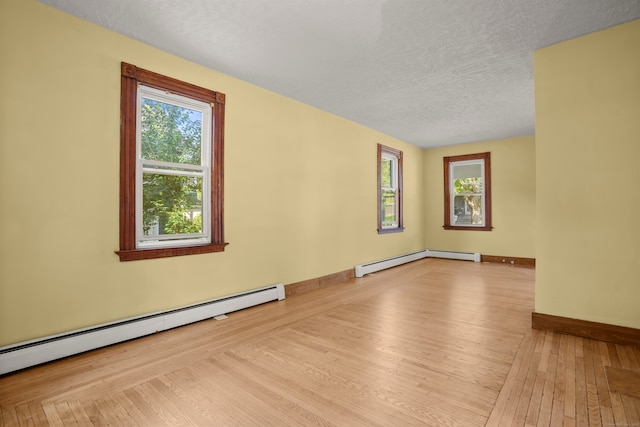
[377,144,403,234]
[135,85,212,249]
[449,158,486,227]
[381,151,399,229]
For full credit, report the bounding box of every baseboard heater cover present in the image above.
[354,249,480,278]
[426,249,481,262]
[0,283,285,376]
[355,250,429,277]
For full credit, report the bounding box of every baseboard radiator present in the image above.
[0,284,285,376]
[426,249,481,262]
[355,249,480,278]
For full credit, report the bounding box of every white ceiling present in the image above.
[39,0,640,148]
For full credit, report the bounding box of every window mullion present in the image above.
[141,167,205,178]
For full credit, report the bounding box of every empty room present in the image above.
[1,0,639,425]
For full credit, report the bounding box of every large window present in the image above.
[443,152,492,231]
[117,63,227,261]
[378,144,404,233]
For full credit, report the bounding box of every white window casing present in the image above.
[135,85,212,249]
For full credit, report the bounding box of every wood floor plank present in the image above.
[77,400,107,427]
[536,332,560,427]
[606,366,640,400]
[549,333,567,426]
[158,368,237,426]
[156,371,230,426]
[12,405,46,427]
[511,342,541,425]
[498,331,540,427]
[92,397,132,426]
[12,405,34,427]
[52,401,79,426]
[610,392,629,427]
[563,334,577,422]
[121,387,169,426]
[591,340,615,427]
[574,343,589,427]
[40,402,64,427]
[523,332,548,427]
[0,407,18,427]
[583,338,603,427]
[523,331,550,426]
[620,395,640,425]
[66,400,93,426]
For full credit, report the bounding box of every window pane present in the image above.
[382,189,397,225]
[381,158,393,187]
[452,163,482,180]
[453,195,483,225]
[453,177,482,195]
[140,98,202,165]
[142,173,203,237]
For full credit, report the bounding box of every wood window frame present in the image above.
[377,144,404,234]
[116,62,228,261]
[443,152,492,231]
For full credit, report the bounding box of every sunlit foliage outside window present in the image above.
[141,99,204,237]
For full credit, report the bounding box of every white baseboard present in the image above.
[355,249,480,278]
[355,250,429,277]
[426,249,481,262]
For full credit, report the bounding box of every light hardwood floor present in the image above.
[1,258,639,426]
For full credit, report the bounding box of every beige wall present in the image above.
[423,136,536,258]
[534,20,640,328]
[0,0,424,346]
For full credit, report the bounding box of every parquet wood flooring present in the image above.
[1,258,638,426]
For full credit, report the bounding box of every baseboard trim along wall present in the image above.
[531,312,640,347]
[0,284,285,376]
[481,254,536,267]
[285,269,355,297]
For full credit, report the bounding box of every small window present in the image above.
[378,144,404,233]
[117,63,227,261]
[443,152,492,231]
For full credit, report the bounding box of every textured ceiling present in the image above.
[39,0,640,148]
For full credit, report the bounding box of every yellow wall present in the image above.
[534,20,640,328]
[0,0,424,346]
[4,0,633,348]
[423,136,536,258]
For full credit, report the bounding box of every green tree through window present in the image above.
[453,177,483,225]
[140,99,204,236]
